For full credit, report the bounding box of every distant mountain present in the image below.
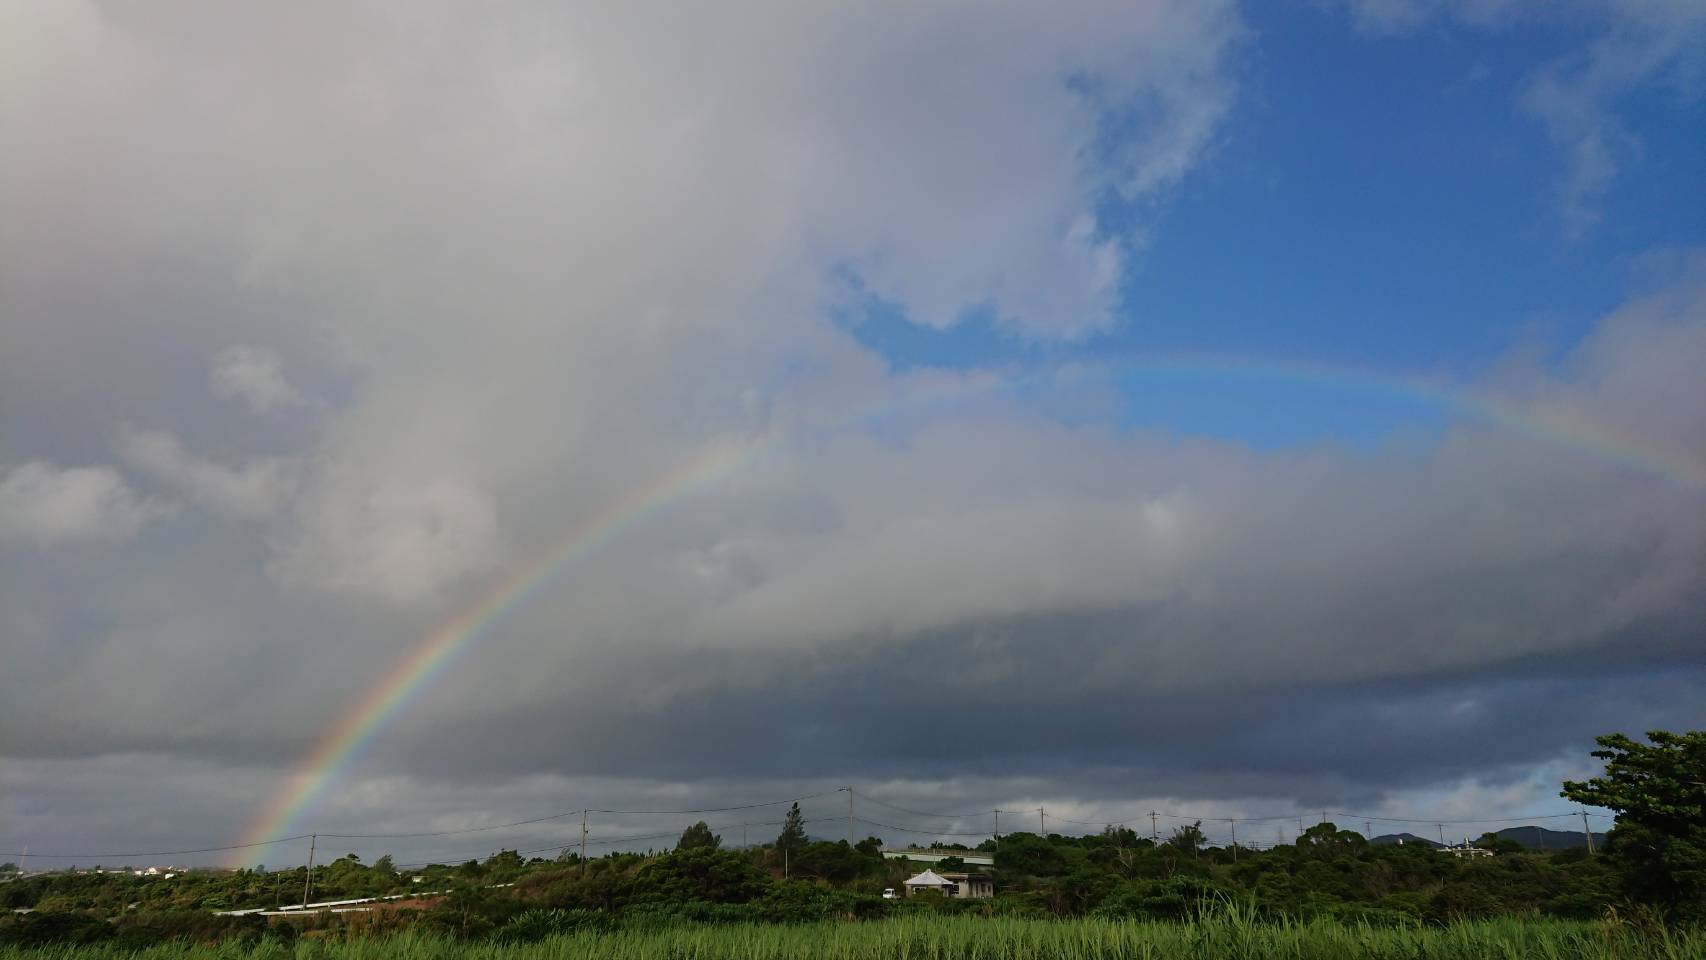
[1368,827,1605,851]
[1370,833,1442,848]
[1491,825,1605,850]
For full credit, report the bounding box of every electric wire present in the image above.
[3,789,1609,863]
[850,791,993,821]
[0,836,312,860]
[317,811,588,840]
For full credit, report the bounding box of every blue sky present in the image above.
[842,3,1705,448]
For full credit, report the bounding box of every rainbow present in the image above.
[232,355,1704,863]
[232,441,754,863]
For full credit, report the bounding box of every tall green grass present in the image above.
[6,911,1703,960]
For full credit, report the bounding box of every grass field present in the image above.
[5,912,1703,960]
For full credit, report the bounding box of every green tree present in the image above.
[776,803,807,858]
[1099,825,1141,848]
[632,847,768,904]
[1472,832,1523,855]
[1561,730,1706,919]
[993,832,1067,876]
[677,820,721,851]
[1298,822,1367,858]
[1168,822,1205,856]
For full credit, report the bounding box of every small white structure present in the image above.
[903,869,955,897]
[941,872,994,899]
[1441,839,1494,859]
[903,869,994,899]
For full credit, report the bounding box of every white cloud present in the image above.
[0,0,1244,600]
[1332,0,1525,34]
[0,461,157,546]
[211,345,305,414]
[1518,3,1706,235]
[117,428,300,521]
[271,465,504,608]
[1331,0,1706,234]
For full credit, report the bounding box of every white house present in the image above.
[940,872,994,899]
[903,869,954,897]
[1441,839,1494,859]
[902,869,994,899]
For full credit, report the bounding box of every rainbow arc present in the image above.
[232,356,1703,863]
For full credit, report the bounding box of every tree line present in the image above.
[1,730,1698,946]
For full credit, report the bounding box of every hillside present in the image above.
[1370,826,1606,850]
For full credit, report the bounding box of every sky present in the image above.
[1,0,1702,869]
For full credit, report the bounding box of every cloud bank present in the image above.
[0,0,1700,859]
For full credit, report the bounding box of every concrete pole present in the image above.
[302,834,316,908]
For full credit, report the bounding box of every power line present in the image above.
[1063,809,1585,828]
[587,789,844,816]
[852,815,993,838]
[1323,811,1583,825]
[318,811,587,840]
[249,789,844,844]
[1048,813,1147,827]
[849,791,993,821]
[2,788,1612,863]
[0,835,312,860]
[384,816,844,870]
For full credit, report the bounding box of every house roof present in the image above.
[903,869,953,886]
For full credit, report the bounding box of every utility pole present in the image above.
[579,811,588,879]
[302,834,316,908]
[17,845,24,876]
[993,810,1000,849]
[1151,811,1158,844]
[742,824,748,849]
[1229,820,1238,861]
[274,871,283,910]
[1038,807,1046,836]
[847,787,854,846]
[1365,820,1372,839]
[1437,824,1446,848]
[1580,810,1596,854]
